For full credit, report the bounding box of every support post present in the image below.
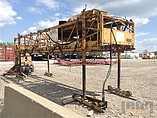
[47,54,50,74]
[18,34,22,75]
[117,52,121,89]
[82,53,86,98]
[14,38,18,66]
[19,52,21,74]
[44,53,52,77]
[82,11,86,99]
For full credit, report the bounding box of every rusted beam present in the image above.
[82,11,87,99]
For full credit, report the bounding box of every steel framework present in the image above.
[4,9,135,112]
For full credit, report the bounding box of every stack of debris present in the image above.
[58,59,117,66]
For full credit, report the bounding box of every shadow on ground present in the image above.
[1,75,100,106]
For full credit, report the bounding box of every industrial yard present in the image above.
[0,59,157,118]
[0,2,156,117]
[0,0,157,117]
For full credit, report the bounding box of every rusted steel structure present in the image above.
[14,9,134,54]
[4,9,135,112]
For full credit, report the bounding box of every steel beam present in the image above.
[82,11,87,98]
[117,52,121,89]
[47,54,50,73]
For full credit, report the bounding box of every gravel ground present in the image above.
[0,59,157,118]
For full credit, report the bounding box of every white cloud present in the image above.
[35,0,60,9]
[135,32,150,37]
[37,19,59,28]
[22,26,38,35]
[71,4,150,26]
[27,7,44,14]
[21,16,69,35]
[132,17,149,26]
[69,0,157,17]
[28,27,37,32]
[0,0,17,27]
[135,37,157,52]
[0,38,3,43]
[37,17,68,28]
[17,16,23,20]
[72,4,102,15]
[22,30,28,35]
[68,0,157,27]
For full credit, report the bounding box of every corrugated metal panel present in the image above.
[6,46,14,61]
[0,54,5,61]
[0,46,14,61]
[0,46,5,61]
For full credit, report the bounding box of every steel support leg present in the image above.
[18,34,22,75]
[117,52,121,89]
[82,65,86,98]
[47,54,50,73]
[81,11,86,99]
[44,54,52,77]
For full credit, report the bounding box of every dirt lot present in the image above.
[0,59,157,118]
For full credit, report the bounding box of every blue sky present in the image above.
[0,0,157,52]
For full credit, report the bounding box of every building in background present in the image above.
[121,51,140,59]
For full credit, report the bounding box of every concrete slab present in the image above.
[0,84,84,118]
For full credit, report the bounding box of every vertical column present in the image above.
[47,54,50,74]
[99,12,104,47]
[82,11,86,98]
[82,62,86,98]
[117,52,121,89]
[18,34,22,74]
[14,38,18,66]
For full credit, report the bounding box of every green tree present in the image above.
[154,51,157,55]
[0,42,14,46]
[0,42,7,46]
[7,42,14,46]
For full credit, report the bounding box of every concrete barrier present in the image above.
[0,84,84,118]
